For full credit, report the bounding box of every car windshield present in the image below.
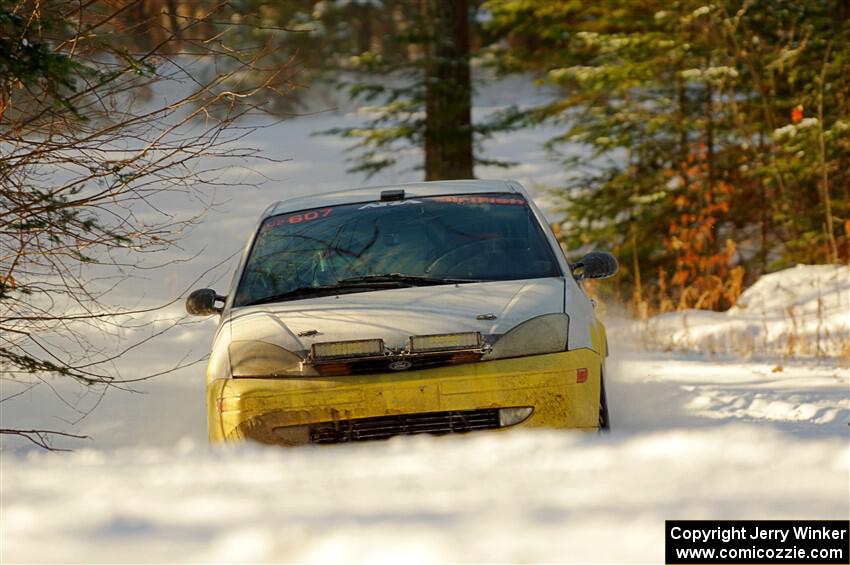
[233,192,562,306]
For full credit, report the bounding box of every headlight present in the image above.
[229,340,317,377]
[483,313,569,361]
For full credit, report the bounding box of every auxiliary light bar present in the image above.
[311,339,385,361]
[408,332,482,353]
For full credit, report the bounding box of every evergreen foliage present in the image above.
[485,0,849,311]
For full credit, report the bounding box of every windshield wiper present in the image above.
[242,275,482,307]
[336,273,482,286]
[242,282,404,306]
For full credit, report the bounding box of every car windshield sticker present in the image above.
[357,200,423,210]
[263,207,333,231]
[434,195,525,206]
[261,194,526,233]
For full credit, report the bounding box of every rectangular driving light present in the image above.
[409,332,482,353]
[311,339,384,361]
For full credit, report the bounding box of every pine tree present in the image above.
[230,0,496,179]
[484,0,849,311]
[320,0,482,180]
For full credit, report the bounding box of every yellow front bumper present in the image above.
[207,348,603,445]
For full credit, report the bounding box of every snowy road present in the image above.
[2,345,847,563]
[609,347,849,437]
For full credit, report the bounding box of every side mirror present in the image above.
[186,288,225,316]
[571,252,618,280]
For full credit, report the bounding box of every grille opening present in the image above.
[307,408,501,444]
[313,351,485,376]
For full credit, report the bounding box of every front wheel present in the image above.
[599,372,611,431]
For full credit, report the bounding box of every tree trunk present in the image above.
[165,0,183,43]
[421,0,474,180]
[355,3,373,54]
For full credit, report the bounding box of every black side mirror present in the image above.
[571,252,618,280]
[186,288,225,316]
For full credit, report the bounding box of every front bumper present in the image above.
[207,348,603,445]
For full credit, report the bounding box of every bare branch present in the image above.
[0,428,90,451]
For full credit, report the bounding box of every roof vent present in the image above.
[380,189,405,201]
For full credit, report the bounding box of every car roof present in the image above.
[263,179,526,218]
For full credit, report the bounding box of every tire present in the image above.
[598,372,611,431]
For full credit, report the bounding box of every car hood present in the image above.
[227,278,565,352]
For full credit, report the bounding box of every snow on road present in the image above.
[1,425,846,564]
[609,347,849,436]
[2,344,847,563]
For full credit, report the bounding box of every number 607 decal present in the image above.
[265,208,333,230]
[285,208,332,224]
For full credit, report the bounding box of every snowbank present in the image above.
[635,265,850,358]
[2,426,847,564]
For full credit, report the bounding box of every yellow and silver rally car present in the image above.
[187,180,618,446]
